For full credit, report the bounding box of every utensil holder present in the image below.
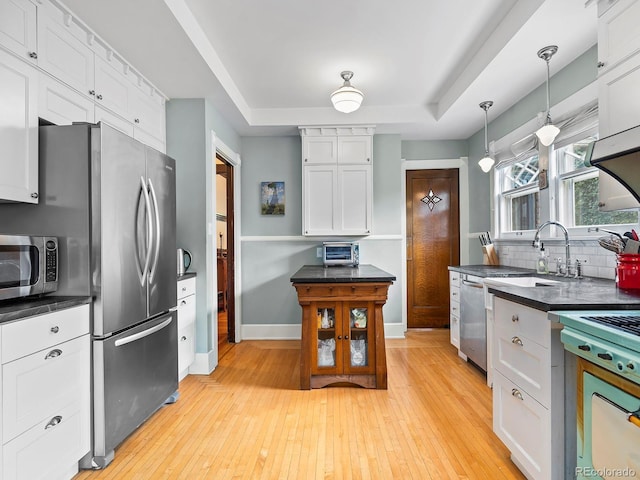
[482,244,500,266]
[616,254,640,289]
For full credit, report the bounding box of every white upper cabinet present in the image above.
[300,126,374,236]
[94,55,132,116]
[596,0,640,210]
[36,8,94,97]
[0,0,36,61]
[0,0,169,203]
[39,71,95,125]
[0,48,38,203]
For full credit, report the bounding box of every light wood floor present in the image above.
[73,330,524,480]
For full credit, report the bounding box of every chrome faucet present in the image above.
[532,221,571,277]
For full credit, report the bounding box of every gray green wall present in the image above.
[166,98,240,363]
[239,134,405,332]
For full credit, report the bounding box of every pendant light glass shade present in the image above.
[331,71,364,113]
[479,101,494,173]
[535,46,560,146]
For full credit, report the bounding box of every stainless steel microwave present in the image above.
[322,242,359,267]
[0,235,58,301]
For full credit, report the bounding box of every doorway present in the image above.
[406,169,460,328]
[216,156,235,358]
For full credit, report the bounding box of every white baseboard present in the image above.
[241,323,406,340]
[189,350,218,375]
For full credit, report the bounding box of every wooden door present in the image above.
[406,169,459,328]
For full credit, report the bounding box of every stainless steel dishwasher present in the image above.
[459,274,486,372]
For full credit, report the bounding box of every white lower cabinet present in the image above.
[492,297,564,480]
[449,271,461,350]
[0,303,91,480]
[177,276,196,381]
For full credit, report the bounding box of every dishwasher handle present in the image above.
[461,278,484,288]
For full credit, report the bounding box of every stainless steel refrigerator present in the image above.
[0,122,178,468]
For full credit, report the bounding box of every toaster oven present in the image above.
[322,242,359,267]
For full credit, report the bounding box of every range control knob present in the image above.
[617,361,625,372]
[627,362,636,371]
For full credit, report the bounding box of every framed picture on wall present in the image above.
[261,181,285,215]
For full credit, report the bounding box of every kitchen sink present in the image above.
[483,276,561,288]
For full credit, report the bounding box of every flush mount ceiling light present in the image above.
[330,71,364,113]
[536,45,560,147]
[478,101,495,173]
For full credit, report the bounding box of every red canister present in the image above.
[616,254,640,289]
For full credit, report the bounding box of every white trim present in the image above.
[241,323,405,340]
[240,234,404,242]
[188,350,218,375]
[400,157,470,332]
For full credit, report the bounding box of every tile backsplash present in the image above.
[495,239,617,280]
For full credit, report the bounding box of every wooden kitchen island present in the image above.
[291,264,395,390]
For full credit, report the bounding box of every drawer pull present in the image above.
[45,415,62,429]
[182,287,187,292]
[511,389,523,401]
[181,336,187,341]
[45,349,62,360]
[452,292,457,296]
[452,307,457,312]
[511,314,519,323]
[511,336,523,346]
[50,326,60,333]
[181,300,187,305]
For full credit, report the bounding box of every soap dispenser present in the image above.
[536,242,549,274]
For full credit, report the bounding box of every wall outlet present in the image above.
[316,247,322,258]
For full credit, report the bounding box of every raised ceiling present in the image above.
[61,0,597,140]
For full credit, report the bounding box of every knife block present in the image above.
[482,244,500,266]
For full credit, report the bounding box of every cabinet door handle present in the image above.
[89,90,95,96]
[134,118,140,124]
[511,389,523,401]
[511,314,519,322]
[597,61,605,68]
[511,336,523,346]
[182,287,187,292]
[28,51,38,59]
[31,192,39,199]
[452,292,457,296]
[337,335,342,340]
[50,326,60,333]
[181,300,187,305]
[181,336,187,341]
[45,415,62,429]
[96,94,103,100]
[45,349,62,360]
[345,335,349,340]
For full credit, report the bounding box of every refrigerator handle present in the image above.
[139,176,153,286]
[114,315,173,347]
[148,178,161,282]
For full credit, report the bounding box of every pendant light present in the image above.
[330,71,364,113]
[535,45,560,146]
[478,101,495,173]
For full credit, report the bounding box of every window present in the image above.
[497,153,540,232]
[556,136,638,228]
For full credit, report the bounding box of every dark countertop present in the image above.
[0,295,92,325]
[488,275,640,311]
[178,272,197,281]
[448,264,538,278]
[291,264,396,283]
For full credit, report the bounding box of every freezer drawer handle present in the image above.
[45,349,62,360]
[45,416,62,429]
[115,316,173,347]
